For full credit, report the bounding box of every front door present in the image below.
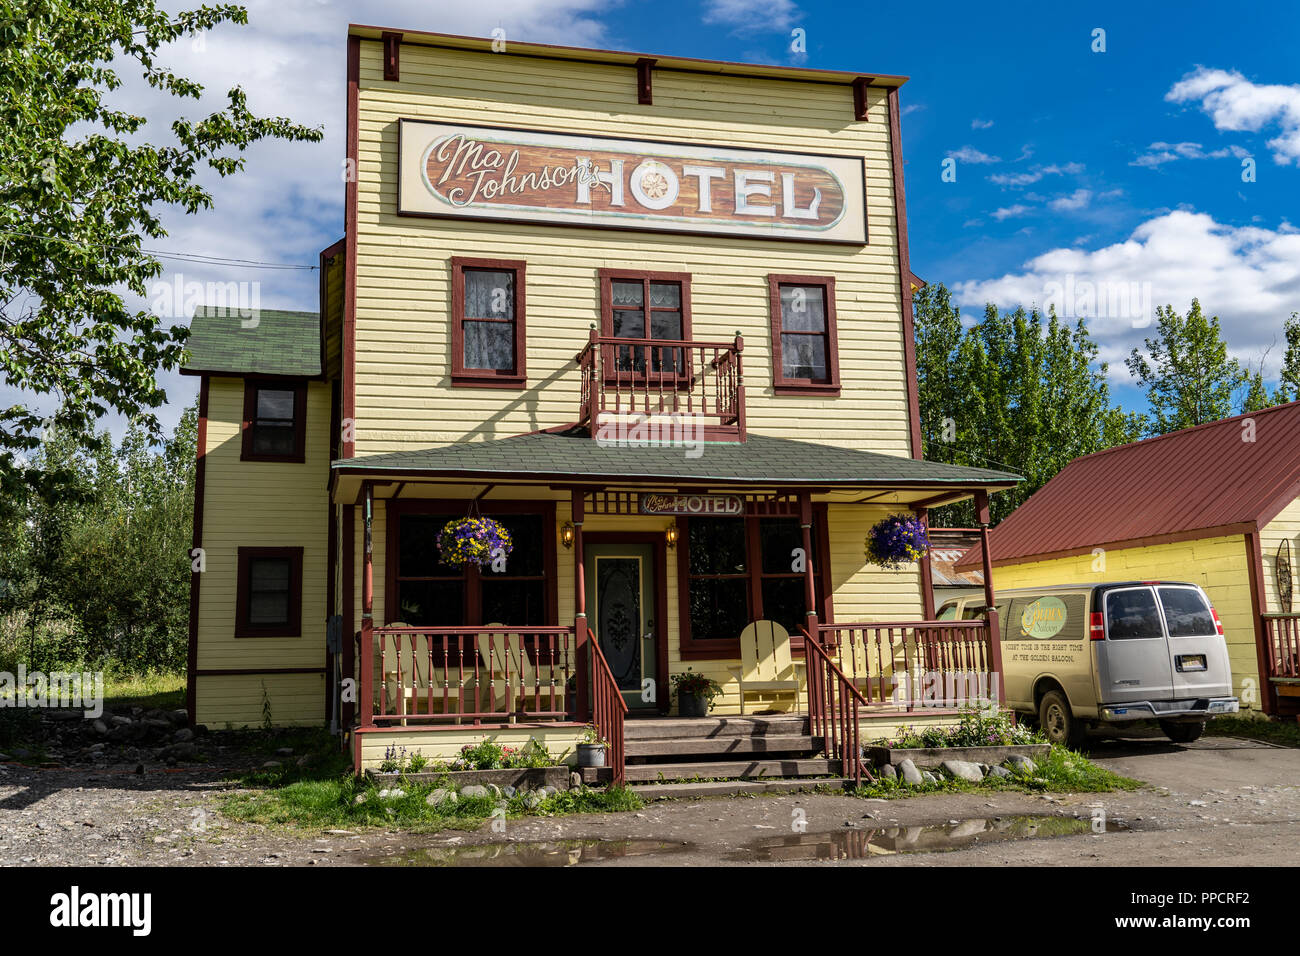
[585,543,657,710]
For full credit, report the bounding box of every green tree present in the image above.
[1124,299,1247,434]
[0,0,321,503]
[1277,311,1300,403]
[914,284,1131,524]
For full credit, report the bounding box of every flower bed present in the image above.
[866,742,1051,770]
[366,765,572,791]
[867,707,1048,769]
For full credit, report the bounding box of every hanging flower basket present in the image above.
[437,516,514,569]
[865,513,931,570]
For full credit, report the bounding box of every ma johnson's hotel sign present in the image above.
[397,119,867,243]
[639,493,744,516]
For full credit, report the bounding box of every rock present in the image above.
[354,795,367,805]
[1005,754,1036,774]
[260,760,281,770]
[461,785,490,799]
[987,765,1013,779]
[880,763,897,781]
[922,771,939,784]
[377,788,405,799]
[569,772,582,789]
[275,747,294,757]
[172,728,194,743]
[157,742,198,762]
[898,758,924,786]
[1188,800,1208,807]
[485,783,503,799]
[425,788,458,807]
[540,786,558,797]
[941,759,985,782]
[503,785,516,798]
[0,753,10,762]
[109,716,132,727]
[168,710,189,725]
[523,791,546,810]
[92,720,109,736]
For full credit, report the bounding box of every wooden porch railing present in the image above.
[588,628,627,786]
[575,330,745,441]
[804,628,874,787]
[817,620,996,710]
[1262,613,1300,680]
[361,625,577,725]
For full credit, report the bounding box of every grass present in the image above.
[1208,714,1300,748]
[847,746,1143,799]
[102,671,186,712]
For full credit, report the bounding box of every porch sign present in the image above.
[397,119,867,243]
[639,493,743,516]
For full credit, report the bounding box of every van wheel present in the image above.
[1039,690,1083,747]
[1159,720,1205,744]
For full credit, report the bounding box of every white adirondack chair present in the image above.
[475,627,568,718]
[728,620,803,714]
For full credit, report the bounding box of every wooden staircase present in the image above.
[580,715,854,797]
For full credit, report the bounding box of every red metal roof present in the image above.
[956,400,1300,570]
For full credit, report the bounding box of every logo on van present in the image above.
[1019,597,1068,639]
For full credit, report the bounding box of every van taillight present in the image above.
[1089,611,1105,640]
[1210,608,1224,636]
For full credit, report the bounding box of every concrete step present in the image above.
[629,778,853,799]
[624,758,839,783]
[625,734,820,758]
[623,716,810,741]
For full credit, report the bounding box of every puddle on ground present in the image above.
[364,838,695,867]
[730,815,1130,863]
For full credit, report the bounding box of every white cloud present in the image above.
[1167,67,1300,165]
[952,210,1300,376]
[992,204,1032,221]
[1131,140,1251,168]
[989,161,1084,187]
[971,118,994,130]
[702,0,801,32]
[1048,188,1092,212]
[947,145,1001,164]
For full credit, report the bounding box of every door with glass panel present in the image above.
[606,274,687,378]
[584,543,657,710]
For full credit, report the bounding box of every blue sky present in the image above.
[38,0,1299,434]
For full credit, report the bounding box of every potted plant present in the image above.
[864,513,931,570]
[671,668,723,717]
[576,724,608,768]
[437,513,514,568]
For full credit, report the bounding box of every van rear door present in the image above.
[1099,586,1176,703]
[1155,586,1233,699]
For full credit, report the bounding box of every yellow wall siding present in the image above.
[990,535,1263,709]
[351,39,912,459]
[1260,497,1300,615]
[195,673,325,729]
[357,727,583,769]
[194,377,331,726]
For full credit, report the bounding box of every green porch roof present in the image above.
[331,430,1021,489]
[182,306,321,377]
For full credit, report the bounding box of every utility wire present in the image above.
[0,227,319,271]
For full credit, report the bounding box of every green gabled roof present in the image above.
[182,307,321,377]
[331,430,1021,488]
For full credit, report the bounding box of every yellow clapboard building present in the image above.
[182,25,1022,778]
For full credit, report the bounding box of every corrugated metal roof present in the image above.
[956,401,1300,570]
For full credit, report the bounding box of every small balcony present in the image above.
[575,330,746,442]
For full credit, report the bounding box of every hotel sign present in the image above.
[397,120,867,243]
[639,493,744,516]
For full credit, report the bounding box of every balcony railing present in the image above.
[575,330,746,442]
[1262,613,1300,680]
[361,625,578,725]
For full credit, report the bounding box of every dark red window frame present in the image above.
[767,274,841,395]
[598,268,693,384]
[384,499,558,628]
[675,506,834,661]
[450,256,527,389]
[241,379,307,463]
[235,546,304,638]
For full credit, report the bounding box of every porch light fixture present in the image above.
[665,523,679,549]
[561,522,575,549]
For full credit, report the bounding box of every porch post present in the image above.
[916,506,936,618]
[572,488,590,721]
[360,482,375,728]
[975,490,1007,707]
[799,492,818,635]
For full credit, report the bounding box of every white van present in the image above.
[937,582,1239,746]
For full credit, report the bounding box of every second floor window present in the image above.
[451,257,526,387]
[767,274,841,394]
[599,269,692,377]
[242,380,306,462]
